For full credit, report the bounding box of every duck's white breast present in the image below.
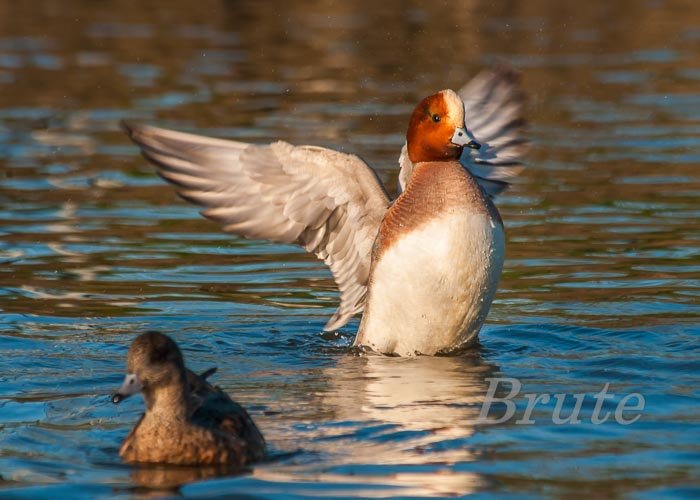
[355,211,504,356]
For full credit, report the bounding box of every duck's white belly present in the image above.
[355,212,504,356]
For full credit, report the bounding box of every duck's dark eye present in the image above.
[129,379,134,385]
[432,114,441,123]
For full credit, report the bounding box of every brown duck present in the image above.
[112,331,265,466]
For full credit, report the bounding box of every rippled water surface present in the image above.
[1,0,700,497]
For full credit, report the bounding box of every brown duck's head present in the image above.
[112,331,186,405]
[406,89,481,164]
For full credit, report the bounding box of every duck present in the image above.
[112,331,265,466]
[122,68,528,356]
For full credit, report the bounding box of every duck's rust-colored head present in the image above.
[406,89,480,164]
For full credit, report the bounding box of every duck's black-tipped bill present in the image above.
[113,373,142,404]
[451,127,481,150]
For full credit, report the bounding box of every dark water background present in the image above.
[1,0,699,497]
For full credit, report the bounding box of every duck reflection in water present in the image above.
[124,465,234,495]
[252,348,500,497]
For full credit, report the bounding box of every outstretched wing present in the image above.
[122,122,391,330]
[399,67,530,197]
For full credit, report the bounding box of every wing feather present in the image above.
[122,122,390,330]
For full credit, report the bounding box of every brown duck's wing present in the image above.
[199,367,217,380]
[186,369,265,462]
[191,388,266,462]
[186,367,217,397]
[398,67,530,197]
[123,122,391,330]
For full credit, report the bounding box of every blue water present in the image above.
[1,0,700,497]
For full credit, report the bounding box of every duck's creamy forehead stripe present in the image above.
[439,89,464,124]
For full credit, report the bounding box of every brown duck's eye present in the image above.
[432,114,440,123]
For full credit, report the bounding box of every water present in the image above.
[1,0,699,497]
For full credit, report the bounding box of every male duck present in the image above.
[122,69,528,356]
[112,331,265,465]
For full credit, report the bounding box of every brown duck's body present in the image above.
[120,417,243,466]
[114,333,265,466]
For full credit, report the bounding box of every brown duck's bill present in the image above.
[112,373,142,404]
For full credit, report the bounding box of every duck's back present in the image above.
[354,161,505,356]
[190,379,265,463]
